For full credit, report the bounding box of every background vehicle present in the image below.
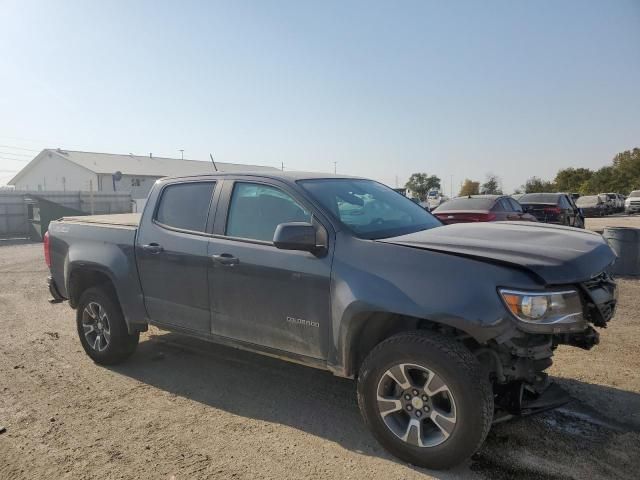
[518,193,584,228]
[598,194,613,215]
[602,193,622,213]
[511,193,525,202]
[576,195,607,217]
[626,190,640,214]
[432,195,536,224]
[46,172,617,469]
[426,190,448,210]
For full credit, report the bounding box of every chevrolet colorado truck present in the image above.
[45,172,618,469]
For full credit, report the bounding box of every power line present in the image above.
[0,144,40,152]
[0,156,30,162]
[0,150,33,157]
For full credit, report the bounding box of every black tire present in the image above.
[76,286,139,365]
[357,331,493,470]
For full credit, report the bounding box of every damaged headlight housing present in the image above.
[499,288,585,332]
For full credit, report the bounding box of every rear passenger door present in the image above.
[136,180,217,333]
[207,179,333,359]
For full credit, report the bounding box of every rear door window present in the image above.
[559,196,571,209]
[155,182,215,233]
[499,198,514,211]
[226,182,311,242]
[508,198,523,212]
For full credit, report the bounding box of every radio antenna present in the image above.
[209,153,218,171]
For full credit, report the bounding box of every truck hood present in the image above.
[378,222,615,285]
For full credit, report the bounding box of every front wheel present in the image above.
[76,286,139,365]
[357,331,493,470]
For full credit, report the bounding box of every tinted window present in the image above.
[559,196,571,209]
[155,182,215,232]
[519,193,560,204]
[630,191,640,198]
[437,197,496,210]
[508,198,523,212]
[500,198,515,211]
[492,199,506,212]
[226,183,311,242]
[299,179,441,240]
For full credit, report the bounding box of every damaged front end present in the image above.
[476,271,617,422]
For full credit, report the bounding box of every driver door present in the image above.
[207,179,333,359]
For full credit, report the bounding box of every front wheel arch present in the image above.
[343,312,478,378]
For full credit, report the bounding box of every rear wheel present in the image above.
[76,287,139,365]
[357,331,493,469]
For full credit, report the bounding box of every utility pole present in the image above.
[179,149,184,160]
[450,175,453,198]
[333,161,337,174]
[281,161,284,171]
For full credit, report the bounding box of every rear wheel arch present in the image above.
[68,266,118,309]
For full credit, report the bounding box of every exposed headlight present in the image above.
[499,288,585,332]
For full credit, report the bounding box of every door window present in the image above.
[498,198,514,211]
[559,196,572,209]
[155,182,215,233]
[508,198,524,213]
[226,183,311,242]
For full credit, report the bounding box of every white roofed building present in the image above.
[9,149,278,200]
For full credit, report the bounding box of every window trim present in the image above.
[152,180,217,237]
[223,180,313,245]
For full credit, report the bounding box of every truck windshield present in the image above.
[299,179,442,239]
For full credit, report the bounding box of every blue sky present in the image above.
[1,0,639,193]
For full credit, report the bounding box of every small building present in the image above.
[8,149,279,201]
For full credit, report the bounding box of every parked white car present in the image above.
[426,191,448,210]
[625,190,640,214]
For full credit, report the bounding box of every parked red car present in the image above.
[432,195,537,224]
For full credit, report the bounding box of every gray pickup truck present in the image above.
[46,172,618,469]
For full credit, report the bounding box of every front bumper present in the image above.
[626,204,640,213]
[494,381,571,422]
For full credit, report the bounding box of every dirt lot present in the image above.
[1,242,639,480]
[586,213,640,231]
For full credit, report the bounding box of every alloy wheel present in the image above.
[376,363,457,447]
[81,301,111,352]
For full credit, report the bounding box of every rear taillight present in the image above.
[543,206,561,214]
[44,231,51,268]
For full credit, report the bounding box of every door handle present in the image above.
[212,253,239,266]
[142,243,164,254]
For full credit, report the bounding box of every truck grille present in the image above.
[581,271,617,327]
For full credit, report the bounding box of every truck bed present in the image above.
[59,213,141,228]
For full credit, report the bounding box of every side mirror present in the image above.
[273,222,318,252]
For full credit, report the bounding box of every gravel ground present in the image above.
[1,241,639,480]
[586,214,640,231]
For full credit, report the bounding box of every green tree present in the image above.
[458,179,480,196]
[611,148,640,193]
[523,176,555,193]
[580,166,616,194]
[480,174,503,195]
[554,168,593,193]
[405,173,441,201]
